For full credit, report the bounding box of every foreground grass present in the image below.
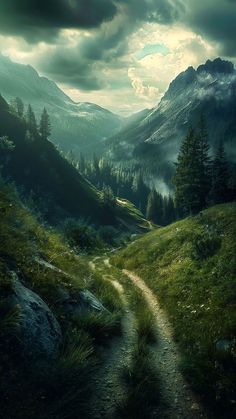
[116,286,160,419]
[0,181,123,419]
[117,338,160,419]
[113,203,236,418]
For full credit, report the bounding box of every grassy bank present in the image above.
[112,203,236,417]
[0,181,123,419]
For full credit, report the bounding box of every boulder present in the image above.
[5,271,62,362]
[57,287,108,315]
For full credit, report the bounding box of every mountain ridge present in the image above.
[106,57,236,186]
[0,53,123,156]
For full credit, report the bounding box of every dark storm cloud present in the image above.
[35,0,184,90]
[40,49,105,90]
[0,0,184,42]
[1,0,236,90]
[184,0,236,57]
[0,0,117,42]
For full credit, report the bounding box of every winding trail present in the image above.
[88,266,136,419]
[123,269,205,419]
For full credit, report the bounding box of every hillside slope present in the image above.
[0,181,124,419]
[0,53,123,155]
[0,94,148,231]
[113,203,236,417]
[107,58,236,183]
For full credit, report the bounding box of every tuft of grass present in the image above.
[71,311,122,345]
[117,338,160,419]
[131,289,157,344]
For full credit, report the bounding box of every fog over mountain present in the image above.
[0,53,123,156]
[107,58,236,187]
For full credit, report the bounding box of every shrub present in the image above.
[191,233,221,260]
[62,218,101,250]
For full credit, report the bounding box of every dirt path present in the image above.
[123,269,205,419]
[88,271,136,419]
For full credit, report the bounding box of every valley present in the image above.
[0,54,235,419]
[0,174,235,417]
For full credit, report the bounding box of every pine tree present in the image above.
[132,171,149,214]
[146,190,162,224]
[173,127,207,215]
[11,97,24,118]
[26,104,38,138]
[210,142,229,204]
[39,107,51,140]
[198,115,212,207]
[79,153,86,173]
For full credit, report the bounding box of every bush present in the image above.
[117,339,160,419]
[62,218,102,250]
[98,225,118,245]
[191,233,221,260]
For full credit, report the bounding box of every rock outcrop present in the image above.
[4,271,62,362]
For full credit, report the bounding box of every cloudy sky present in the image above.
[0,0,235,115]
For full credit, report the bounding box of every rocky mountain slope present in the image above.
[107,58,236,183]
[0,53,123,156]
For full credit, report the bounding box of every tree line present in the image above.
[9,97,235,225]
[10,97,51,142]
[173,116,236,216]
[69,153,177,226]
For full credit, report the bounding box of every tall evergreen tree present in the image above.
[39,107,51,140]
[173,127,208,215]
[11,97,24,118]
[26,104,38,138]
[146,190,162,224]
[198,115,212,207]
[210,142,229,204]
[79,153,86,173]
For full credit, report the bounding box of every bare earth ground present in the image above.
[123,269,206,419]
[88,264,136,419]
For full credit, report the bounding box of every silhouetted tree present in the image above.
[26,104,38,138]
[173,127,210,215]
[11,97,24,118]
[39,107,51,140]
[210,142,230,204]
[198,115,212,206]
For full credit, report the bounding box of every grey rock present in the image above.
[35,258,108,313]
[60,288,108,315]
[79,290,108,312]
[6,271,62,362]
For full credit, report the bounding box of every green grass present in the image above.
[117,338,160,419]
[128,287,157,344]
[112,203,236,418]
[0,180,123,419]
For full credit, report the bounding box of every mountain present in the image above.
[0,94,148,232]
[107,58,236,185]
[0,53,123,156]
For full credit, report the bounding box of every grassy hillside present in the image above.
[113,203,236,417]
[0,180,123,419]
[0,94,148,232]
